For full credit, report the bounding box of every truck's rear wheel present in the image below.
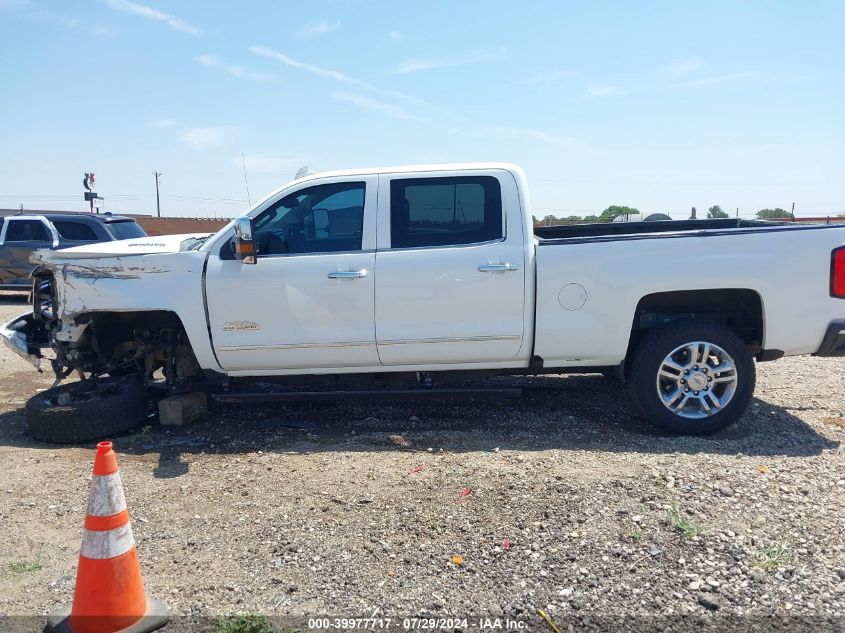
[26,377,147,444]
[628,323,755,435]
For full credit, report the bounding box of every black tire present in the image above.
[627,323,755,435]
[26,377,148,444]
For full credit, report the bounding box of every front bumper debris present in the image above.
[0,313,42,370]
[815,320,845,357]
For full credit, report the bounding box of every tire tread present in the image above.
[25,378,147,444]
[627,323,755,435]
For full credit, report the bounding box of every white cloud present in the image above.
[330,92,429,124]
[237,154,303,175]
[728,142,788,158]
[196,54,271,82]
[297,19,340,37]
[27,8,118,38]
[30,8,78,29]
[388,30,403,41]
[250,45,458,124]
[585,84,627,98]
[507,69,576,87]
[100,0,199,35]
[250,45,373,89]
[181,126,237,150]
[682,71,760,87]
[396,47,507,74]
[148,118,176,128]
[89,24,118,38]
[481,125,580,148]
[659,58,705,81]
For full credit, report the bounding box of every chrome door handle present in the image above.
[478,263,520,272]
[327,269,368,279]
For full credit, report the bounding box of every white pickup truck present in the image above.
[3,163,845,442]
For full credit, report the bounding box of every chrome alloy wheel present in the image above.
[655,341,739,419]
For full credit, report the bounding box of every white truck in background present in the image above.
[2,163,844,442]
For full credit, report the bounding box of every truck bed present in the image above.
[534,218,789,241]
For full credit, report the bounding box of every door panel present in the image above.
[205,252,378,371]
[204,175,379,372]
[374,171,527,365]
[375,244,525,364]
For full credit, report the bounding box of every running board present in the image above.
[213,388,522,403]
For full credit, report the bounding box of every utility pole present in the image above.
[241,153,252,207]
[153,171,163,218]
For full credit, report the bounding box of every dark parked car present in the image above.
[0,212,147,289]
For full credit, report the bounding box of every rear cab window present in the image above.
[54,221,98,241]
[105,221,147,240]
[389,176,503,248]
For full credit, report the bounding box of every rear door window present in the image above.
[106,221,147,240]
[389,176,503,249]
[5,219,51,242]
[54,221,98,241]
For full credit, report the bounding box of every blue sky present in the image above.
[1,0,843,218]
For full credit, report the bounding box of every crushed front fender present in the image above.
[0,312,43,370]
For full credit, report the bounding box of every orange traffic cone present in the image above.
[47,442,169,633]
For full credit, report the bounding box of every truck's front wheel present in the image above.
[26,377,148,444]
[627,323,755,435]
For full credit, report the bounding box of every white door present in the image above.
[205,177,380,372]
[374,170,527,365]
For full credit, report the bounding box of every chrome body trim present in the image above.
[218,341,373,352]
[378,335,522,346]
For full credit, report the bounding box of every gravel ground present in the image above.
[0,291,843,632]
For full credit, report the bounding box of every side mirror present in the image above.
[232,216,256,264]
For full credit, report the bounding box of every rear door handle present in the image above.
[478,263,520,272]
[327,270,368,279]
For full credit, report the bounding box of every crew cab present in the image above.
[3,163,844,441]
[0,212,147,289]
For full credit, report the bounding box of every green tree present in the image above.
[599,205,639,222]
[757,208,792,219]
[707,205,729,219]
[582,214,600,222]
[542,214,558,224]
[563,215,583,222]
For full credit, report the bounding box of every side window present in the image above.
[252,182,365,256]
[390,176,503,249]
[5,220,51,242]
[54,221,98,241]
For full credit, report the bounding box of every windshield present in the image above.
[106,220,147,240]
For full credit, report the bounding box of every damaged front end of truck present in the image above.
[1,235,211,393]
